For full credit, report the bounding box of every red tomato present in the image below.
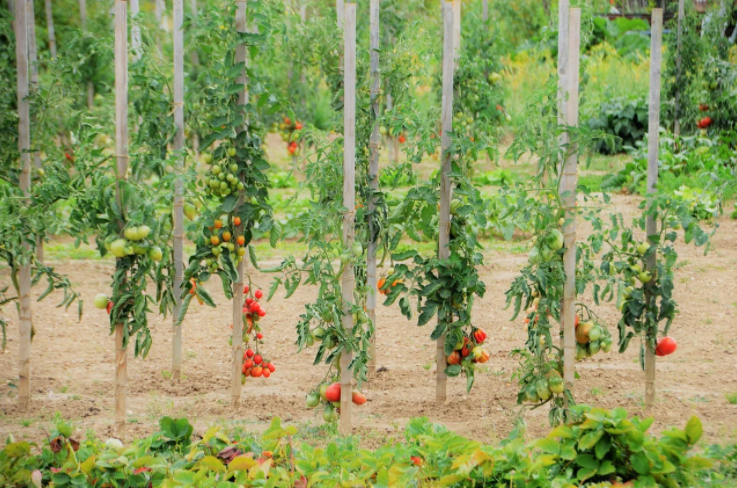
[655,336,677,357]
[255,290,263,299]
[257,309,266,318]
[253,354,263,365]
[233,216,241,226]
[461,346,470,357]
[262,369,271,378]
[473,328,487,344]
[246,348,255,358]
[351,390,366,405]
[256,332,263,340]
[284,117,291,125]
[243,285,249,294]
[398,134,406,144]
[295,122,303,130]
[106,301,113,315]
[325,382,341,402]
[246,298,253,306]
[410,456,423,466]
[251,367,263,378]
[266,363,275,373]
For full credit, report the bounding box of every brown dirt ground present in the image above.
[1,195,736,449]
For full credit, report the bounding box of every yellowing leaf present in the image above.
[80,455,97,474]
[198,455,226,473]
[228,455,257,472]
[132,455,157,468]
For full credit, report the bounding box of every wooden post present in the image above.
[26,0,44,263]
[337,0,344,28]
[644,9,663,413]
[113,0,129,438]
[560,8,580,392]
[15,0,32,412]
[557,0,570,129]
[339,1,356,435]
[79,0,94,109]
[231,0,248,406]
[673,0,685,136]
[45,0,56,59]
[437,1,454,405]
[172,0,184,381]
[482,0,488,22]
[366,0,379,377]
[131,0,141,60]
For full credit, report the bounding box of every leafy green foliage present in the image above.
[587,96,648,154]
[0,408,726,487]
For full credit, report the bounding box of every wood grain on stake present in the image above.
[340,2,356,435]
[232,0,248,406]
[645,9,663,412]
[367,0,380,376]
[114,0,129,438]
[131,0,141,60]
[452,0,461,64]
[560,8,581,390]
[437,2,454,404]
[15,0,32,412]
[27,0,44,262]
[172,0,184,381]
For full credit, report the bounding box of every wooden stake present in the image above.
[339,1,356,436]
[560,7,580,392]
[172,0,184,381]
[45,0,56,59]
[231,0,248,407]
[482,0,488,22]
[337,0,344,29]
[15,0,32,412]
[78,0,85,27]
[26,0,44,263]
[189,0,198,66]
[437,1,454,405]
[114,0,129,439]
[366,0,379,377]
[673,0,685,136]
[557,0,569,129]
[645,8,663,413]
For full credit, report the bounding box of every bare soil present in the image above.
[1,195,736,448]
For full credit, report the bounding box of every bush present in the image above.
[1,406,728,487]
[587,96,648,154]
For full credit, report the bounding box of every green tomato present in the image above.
[352,241,363,257]
[230,163,238,173]
[449,199,462,215]
[588,326,602,342]
[547,229,564,251]
[313,327,327,339]
[94,294,109,309]
[636,242,649,256]
[110,239,128,258]
[227,147,237,157]
[536,379,552,402]
[148,246,163,262]
[638,270,652,284]
[306,392,320,408]
[184,204,197,220]
[212,165,222,175]
[202,152,213,164]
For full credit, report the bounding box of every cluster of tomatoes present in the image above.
[519,368,565,404]
[239,285,274,383]
[378,126,406,144]
[203,149,243,199]
[377,267,402,296]
[270,116,303,156]
[574,313,614,360]
[305,380,366,423]
[446,328,491,366]
[202,215,246,274]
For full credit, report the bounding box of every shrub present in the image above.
[587,96,648,154]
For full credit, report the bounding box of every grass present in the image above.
[727,393,737,405]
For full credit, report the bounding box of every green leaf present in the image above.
[578,430,604,450]
[575,454,599,470]
[598,459,615,475]
[444,364,462,377]
[536,438,561,456]
[631,452,650,475]
[685,416,703,445]
[595,435,611,460]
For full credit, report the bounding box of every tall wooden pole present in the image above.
[560,8,580,392]
[27,0,44,263]
[557,0,570,129]
[339,1,356,435]
[673,0,685,136]
[337,0,344,28]
[114,0,129,438]
[231,0,248,406]
[436,2,454,405]
[366,0,379,377]
[172,0,184,381]
[189,0,198,66]
[15,0,32,412]
[79,0,94,109]
[645,9,663,413]
[45,0,56,59]
[482,0,488,22]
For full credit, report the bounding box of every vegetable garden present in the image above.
[1,0,737,485]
